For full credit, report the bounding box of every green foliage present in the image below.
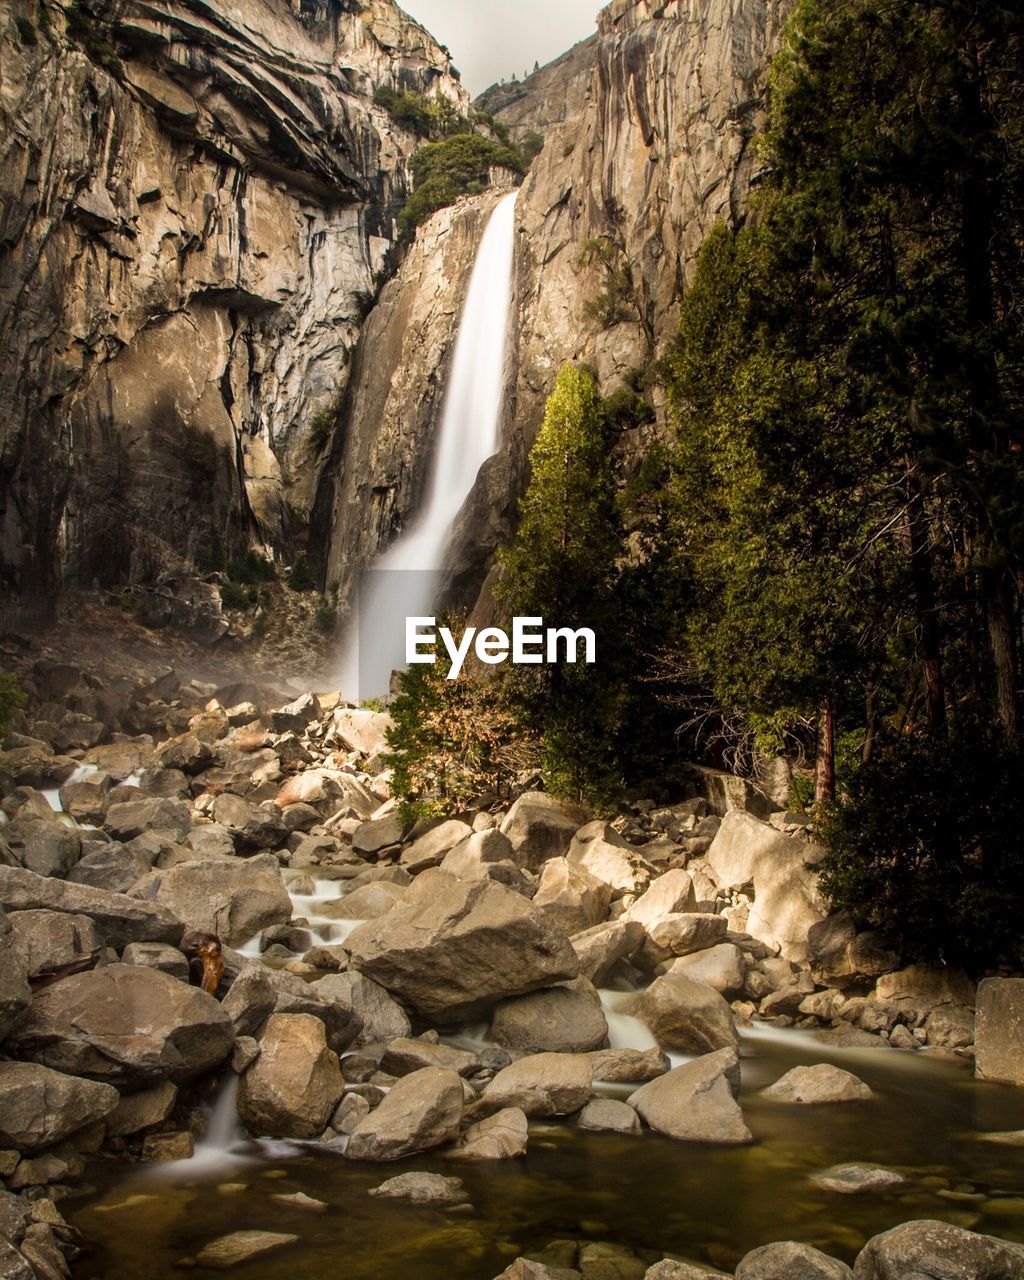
[0,671,26,737]
[573,237,635,328]
[818,722,1024,973]
[519,130,544,166]
[64,1,120,72]
[309,395,342,452]
[399,134,524,236]
[220,580,257,611]
[602,384,655,434]
[360,697,385,712]
[227,552,276,586]
[288,554,316,593]
[384,635,538,817]
[315,593,338,634]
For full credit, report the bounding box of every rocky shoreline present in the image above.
[1,657,1023,1279]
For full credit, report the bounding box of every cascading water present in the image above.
[338,189,519,699]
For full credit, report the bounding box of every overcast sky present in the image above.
[398,0,601,98]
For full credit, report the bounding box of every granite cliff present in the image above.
[0,0,463,624]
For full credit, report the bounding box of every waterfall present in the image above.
[339,189,519,699]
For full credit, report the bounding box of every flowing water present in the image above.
[337,190,519,700]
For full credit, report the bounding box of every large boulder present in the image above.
[853,1220,1024,1279]
[624,870,697,929]
[7,910,102,978]
[400,820,473,873]
[0,907,31,1042]
[735,1242,852,1279]
[569,825,656,895]
[706,812,826,961]
[4,818,81,879]
[138,857,292,947]
[238,1012,343,1139]
[631,973,739,1054]
[332,707,393,758]
[806,913,901,990]
[211,793,288,852]
[873,963,976,1020]
[0,866,182,948]
[0,1061,119,1152]
[264,971,361,1053]
[489,981,609,1054]
[629,1048,752,1144]
[479,1052,593,1118]
[346,869,579,1022]
[649,914,728,959]
[380,1038,480,1079]
[345,1066,463,1161]
[104,797,191,841]
[447,1107,529,1160]
[533,859,612,935]
[313,971,408,1047]
[275,769,378,819]
[571,920,645,985]
[975,977,1024,1087]
[762,1064,873,1104]
[499,792,585,871]
[669,944,747,997]
[6,963,234,1085]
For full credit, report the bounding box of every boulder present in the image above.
[440,829,518,879]
[275,770,378,819]
[578,1098,641,1134]
[499,792,585,870]
[238,1013,343,1139]
[644,1263,721,1280]
[874,963,976,1022]
[105,797,191,841]
[211,794,288,852]
[4,818,81,879]
[0,908,31,1042]
[105,1080,178,1136]
[400,820,473,873]
[975,977,1024,1087]
[806,913,901,990]
[571,834,656,895]
[0,1061,119,1151]
[571,920,645,985]
[155,733,216,775]
[346,869,579,1022]
[121,941,189,981]
[490,981,609,1054]
[734,1242,852,1279]
[0,866,182,948]
[352,812,406,854]
[8,910,102,978]
[648,914,728,957]
[853,1220,1024,1279]
[346,1066,463,1161]
[332,707,393,757]
[368,1171,468,1204]
[479,1052,593,1118]
[533,858,612,935]
[669,944,747,997]
[631,973,739,1054]
[221,966,277,1037]
[312,971,408,1046]
[494,1262,580,1280]
[334,881,407,919]
[140,858,292,947]
[810,1165,907,1194]
[59,772,114,824]
[68,843,152,893]
[762,1064,873,1104]
[624,870,697,929]
[447,1107,529,1160]
[380,1038,480,1079]
[629,1048,752,1144]
[706,812,826,961]
[7,963,234,1085]
[270,693,322,734]
[588,1046,670,1083]
[195,1231,298,1269]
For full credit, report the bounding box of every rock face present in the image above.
[6,963,234,1085]
[629,1048,752,1144]
[345,869,579,1021]
[238,1013,343,1139]
[0,0,464,619]
[0,908,30,1042]
[345,1066,463,1161]
[0,1061,120,1152]
[974,977,1024,1087]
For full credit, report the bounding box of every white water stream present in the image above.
[338,189,519,699]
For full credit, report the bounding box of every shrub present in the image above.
[399,133,524,236]
[309,396,341,451]
[816,722,1024,973]
[220,580,252,611]
[573,236,636,327]
[520,129,544,166]
[228,552,276,585]
[314,593,337,634]
[288,554,316,592]
[0,671,26,736]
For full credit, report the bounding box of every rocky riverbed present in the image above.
[1,656,1023,1279]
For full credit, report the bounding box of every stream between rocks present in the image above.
[67,875,1024,1279]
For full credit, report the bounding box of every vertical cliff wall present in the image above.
[0,0,464,623]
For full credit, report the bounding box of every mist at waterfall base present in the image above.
[336,191,518,702]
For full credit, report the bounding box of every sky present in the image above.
[397,0,601,98]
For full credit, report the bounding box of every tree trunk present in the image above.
[982,558,1021,741]
[815,695,836,804]
[904,453,946,733]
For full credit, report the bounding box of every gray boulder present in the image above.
[669,943,747,997]
[762,1065,873,1104]
[0,1061,119,1152]
[238,1012,343,1139]
[735,1241,852,1279]
[138,857,292,947]
[631,973,739,1054]
[571,919,645,985]
[400,820,474,873]
[346,869,579,1022]
[975,976,1024,1087]
[7,963,234,1085]
[7,909,102,978]
[446,1107,529,1160]
[533,858,611,935]
[853,1219,1024,1279]
[4,818,81,878]
[105,797,191,841]
[312,971,408,1047]
[490,981,609,1054]
[629,1048,752,1144]
[0,866,182,948]
[368,1172,468,1204]
[345,1066,464,1161]
[0,908,30,1042]
[499,792,585,870]
[578,1098,641,1134]
[479,1051,593,1118]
